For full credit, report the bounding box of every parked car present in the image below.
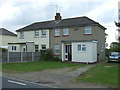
[108,52,120,63]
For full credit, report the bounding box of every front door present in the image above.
[65,44,72,61]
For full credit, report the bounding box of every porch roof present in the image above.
[61,40,97,43]
[8,42,34,44]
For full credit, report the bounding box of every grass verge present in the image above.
[2,61,86,73]
[75,63,119,88]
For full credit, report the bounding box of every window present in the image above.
[54,44,60,55]
[74,28,78,31]
[41,44,46,50]
[55,29,60,36]
[63,28,69,35]
[78,45,81,51]
[12,46,17,51]
[84,26,92,34]
[20,32,24,39]
[82,44,86,51]
[41,30,46,37]
[119,15,120,20]
[35,45,39,52]
[78,44,86,51]
[34,31,39,37]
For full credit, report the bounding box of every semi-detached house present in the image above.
[8,13,106,63]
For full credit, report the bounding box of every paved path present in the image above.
[3,64,109,88]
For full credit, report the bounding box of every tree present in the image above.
[114,21,120,42]
[105,33,108,48]
[110,42,120,52]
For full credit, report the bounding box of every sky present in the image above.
[0,0,119,48]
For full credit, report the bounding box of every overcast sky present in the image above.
[0,0,119,48]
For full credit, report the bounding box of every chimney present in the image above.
[55,13,62,20]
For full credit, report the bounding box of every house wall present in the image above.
[118,1,120,22]
[26,43,35,52]
[8,44,21,52]
[50,25,105,62]
[0,35,2,47]
[0,35,17,47]
[17,29,49,50]
[72,42,97,63]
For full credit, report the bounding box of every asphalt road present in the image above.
[1,76,55,88]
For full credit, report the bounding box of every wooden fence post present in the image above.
[7,51,9,63]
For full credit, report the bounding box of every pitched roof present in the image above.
[0,28,17,36]
[16,16,106,32]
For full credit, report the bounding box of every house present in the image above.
[8,13,106,63]
[0,28,17,49]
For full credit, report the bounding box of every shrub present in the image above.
[0,48,8,52]
[40,49,61,61]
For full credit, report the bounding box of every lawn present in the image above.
[75,63,119,88]
[2,61,86,73]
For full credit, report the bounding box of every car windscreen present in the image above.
[111,53,120,56]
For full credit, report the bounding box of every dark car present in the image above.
[108,52,120,63]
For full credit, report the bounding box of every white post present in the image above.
[32,52,34,61]
[62,43,64,62]
[7,51,9,63]
[21,52,23,62]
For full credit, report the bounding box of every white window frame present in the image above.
[20,32,24,39]
[84,26,92,34]
[12,46,17,51]
[55,28,60,36]
[63,28,69,35]
[54,44,60,55]
[35,45,39,52]
[41,30,46,38]
[41,44,46,50]
[34,31,39,37]
[78,44,86,51]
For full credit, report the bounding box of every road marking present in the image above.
[3,76,57,88]
[8,80,26,86]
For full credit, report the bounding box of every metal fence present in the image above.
[2,52,40,63]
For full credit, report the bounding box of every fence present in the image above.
[2,52,40,63]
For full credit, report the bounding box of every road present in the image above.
[1,76,55,88]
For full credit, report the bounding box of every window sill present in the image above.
[54,54,60,56]
[84,34,92,35]
[34,36,39,38]
[41,36,46,38]
[54,36,60,37]
[62,35,69,37]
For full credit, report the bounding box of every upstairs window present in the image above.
[20,32,24,39]
[55,29,60,36]
[35,45,39,52]
[41,30,46,38]
[63,28,69,35]
[34,31,39,37]
[84,26,92,34]
[78,44,86,51]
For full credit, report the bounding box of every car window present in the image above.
[111,53,120,56]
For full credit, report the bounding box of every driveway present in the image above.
[3,64,109,88]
